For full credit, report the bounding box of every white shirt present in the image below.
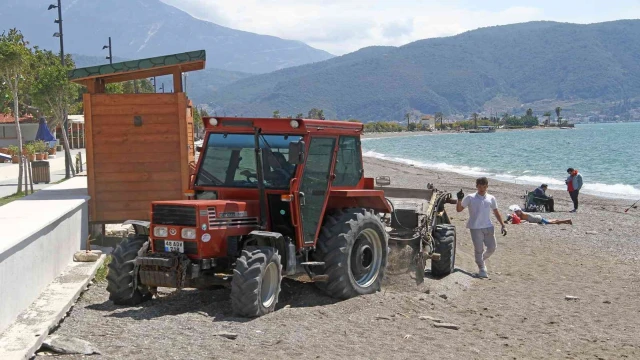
[462,192,498,229]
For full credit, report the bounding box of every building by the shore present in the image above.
[0,114,39,148]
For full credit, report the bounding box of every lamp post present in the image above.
[49,0,70,179]
[102,37,112,64]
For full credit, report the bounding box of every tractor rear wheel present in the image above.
[431,224,456,277]
[315,209,387,299]
[106,235,152,305]
[231,247,282,317]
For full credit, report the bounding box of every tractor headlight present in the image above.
[290,120,300,129]
[209,118,218,126]
[153,226,168,238]
[181,228,197,240]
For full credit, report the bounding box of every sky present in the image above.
[160,0,640,55]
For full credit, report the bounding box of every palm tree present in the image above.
[405,113,411,130]
[526,108,533,117]
[555,107,562,124]
[272,110,281,118]
[472,112,479,129]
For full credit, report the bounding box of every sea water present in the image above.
[362,123,640,200]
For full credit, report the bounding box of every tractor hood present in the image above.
[150,199,260,258]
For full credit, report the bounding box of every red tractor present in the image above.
[107,117,456,317]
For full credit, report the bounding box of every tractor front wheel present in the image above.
[315,209,388,299]
[431,224,456,277]
[230,247,282,317]
[106,235,152,305]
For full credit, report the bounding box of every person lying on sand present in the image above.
[510,205,572,225]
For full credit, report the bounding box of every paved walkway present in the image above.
[0,149,86,198]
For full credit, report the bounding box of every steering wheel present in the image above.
[240,170,259,183]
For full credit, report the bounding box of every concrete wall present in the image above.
[0,123,39,148]
[0,177,89,334]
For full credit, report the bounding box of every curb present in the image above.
[0,255,106,360]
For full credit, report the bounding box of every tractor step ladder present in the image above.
[300,261,325,266]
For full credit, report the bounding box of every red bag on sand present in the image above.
[511,213,521,224]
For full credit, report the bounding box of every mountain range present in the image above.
[1,0,333,74]
[210,20,640,121]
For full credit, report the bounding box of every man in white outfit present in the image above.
[456,177,507,278]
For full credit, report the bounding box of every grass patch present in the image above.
[0,176,73,207]
[95,255,112,282]
[0,191,36,207]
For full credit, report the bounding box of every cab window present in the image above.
[333,136,363,186]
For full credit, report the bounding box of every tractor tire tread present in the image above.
[314,208,387,299]
[431,224,456,277]
[231,246,282,317]
[106,235,151,306]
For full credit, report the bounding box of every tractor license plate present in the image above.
[164,241,184,253]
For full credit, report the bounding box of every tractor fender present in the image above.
[247,231,294,275]
[123,220,151,236]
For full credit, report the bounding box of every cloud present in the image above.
[159,0,638,55]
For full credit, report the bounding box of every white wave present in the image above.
[363,150,488,177]
[582,183,640,199]
[363,151,640,200]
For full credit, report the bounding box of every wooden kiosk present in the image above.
[69,50,205,225]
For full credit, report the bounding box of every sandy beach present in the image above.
[49,157,640,359]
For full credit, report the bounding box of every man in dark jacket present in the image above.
[565,168,584,213]
[532,184,554,212]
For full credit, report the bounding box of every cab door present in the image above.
[295,137,337,245]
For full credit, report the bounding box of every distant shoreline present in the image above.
[362,126,565,139]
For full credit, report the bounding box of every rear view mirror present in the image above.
[375,176,391,186]
[288,140,305,165]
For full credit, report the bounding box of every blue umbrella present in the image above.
[34,117,55,145]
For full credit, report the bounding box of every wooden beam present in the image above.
[86,80,97,94]
[83,93,98,221]
[173,71,183,93]
[178,93,189,197]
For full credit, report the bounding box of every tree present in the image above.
[472,112,479,129]
[523,116,539,128]
[295,113,304,119]
[526,108,533,117]
[0,29,32,193]
[193,105,202,137]
[106,80,154,94]
[405,112,411,130]
[555,106,562,124]
[307,108,324,120]
[30,48,78,177]
[122,79,154,94]
[272,110,281,118]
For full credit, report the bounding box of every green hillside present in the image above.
[210,20,640,121]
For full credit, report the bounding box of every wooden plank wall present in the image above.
[86,93,192,223]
